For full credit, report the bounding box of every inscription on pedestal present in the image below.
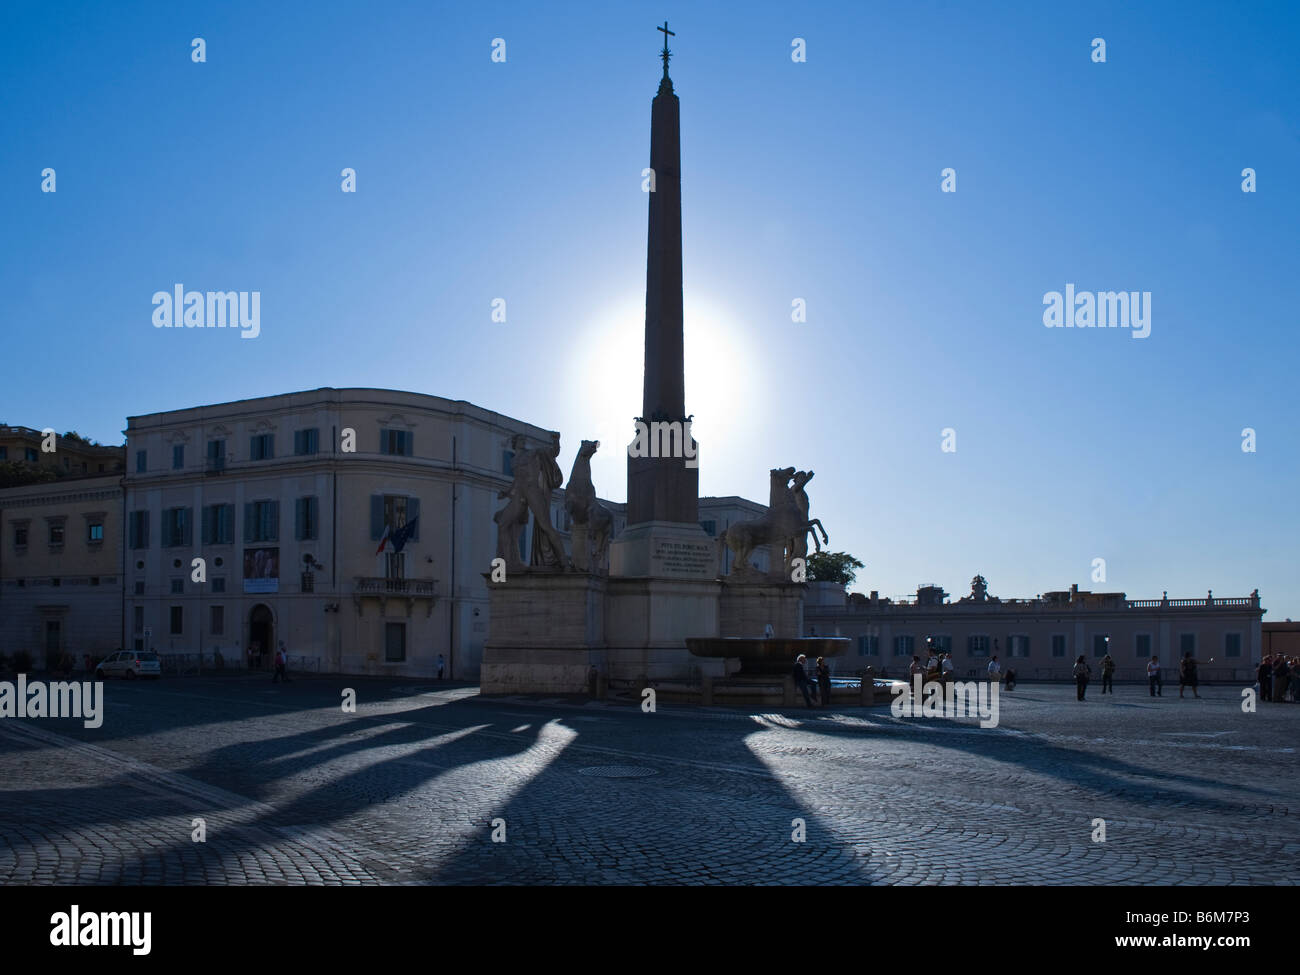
[651,538,716,577]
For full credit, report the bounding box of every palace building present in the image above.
[804,576,1265,682]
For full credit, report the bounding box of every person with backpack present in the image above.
[1072,655,1091,701]
[1179,651,1199,699]
[1100,653,1115,694]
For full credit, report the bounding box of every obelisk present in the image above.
[611,23,716,581]
[626,22,699,526]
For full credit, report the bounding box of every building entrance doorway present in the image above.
[249,604,274,671]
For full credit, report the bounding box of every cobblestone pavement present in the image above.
[0,677,1295,884]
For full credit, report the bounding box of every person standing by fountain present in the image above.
[792,654,817,708]
[816,656,832,706]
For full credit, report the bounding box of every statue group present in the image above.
[720,467,828,580]
[493,433,615,574]
[493,434,826,584]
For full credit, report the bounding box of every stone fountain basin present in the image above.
[686,636,852,677]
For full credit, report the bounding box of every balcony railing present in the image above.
[352,576,439,617]
[830,592,1262,614]
[354,577,437,597]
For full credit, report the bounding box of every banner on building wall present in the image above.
[243,547,280,593]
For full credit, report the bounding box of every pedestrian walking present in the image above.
[1004,667,1017,691]
[940,652,955,686]
[272,640,291,684]
[1147,656,1162,697]
[909,655,923,680]
[1073,655,1091,701]
[437,653,446,681]
[1178,651,1199,699]
[816,656,832,706]
[987,655,1002,681]
[1100,653,1115,694]
[792,654,816,708]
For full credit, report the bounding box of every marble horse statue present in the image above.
[564,439,615,572]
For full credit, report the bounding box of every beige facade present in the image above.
[0,473,124,665]
[123,387,571,679]
[120,387,767,680]
[806,580,1266,682]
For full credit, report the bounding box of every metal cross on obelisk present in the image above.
[657,21,674,75]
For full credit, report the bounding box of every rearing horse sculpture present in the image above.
[722,466,829,577]
[564,440,614,572]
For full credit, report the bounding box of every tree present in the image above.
[806,551,865,586]
[0,462,61,489]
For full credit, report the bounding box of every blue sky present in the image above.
[2,1,1297,615]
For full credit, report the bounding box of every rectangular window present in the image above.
[25,447,39,462]
[371,494,420,544]
[87,522,104,543]
[169,605,183,635]
[967,635,990,657]
[503,450,515,476]
[293,428,319,455]
[250,434,275,461]
[1180,633,1196,656]
[134,581,145,595]
[1136,633,1152,658]
[384,622,406,662]
[172,444,185,469]
[1225,633,1242,658]
[212,577,226,593]
[857,634,879,656]
[136,450,147,473]
[210,605,224,636]
[133,606,144,632]
[893,634,914,657]
[244,500,279,543]
[1007,635,1030,658]
[295,496,319,540]
[14,524,28,548]
[206,439,226,472]
[930,635,952,652]
[162,507,193,548]
[129,511,149,549]
[170,578,184,594]
[1093,634,1111,657]
[48,521,65,546]
[202,504,235,545]
[0,446,6,460]
[380,429,413,456]
[700,520,717,537]
[301,572,315,593]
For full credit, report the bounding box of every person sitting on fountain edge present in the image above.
[792,654,817,708]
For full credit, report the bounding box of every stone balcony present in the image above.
[352,576,439,617]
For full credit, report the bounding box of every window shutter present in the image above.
[295,498,305,540]
[370,494,384,540]
[223,504,233,543]
[407,496,420,539]
[142,512,149,549]
[244,503,254,543]
[182,508,192,546]
[268,501,279,541]
[201,507,212,545]
[403,431,413,456]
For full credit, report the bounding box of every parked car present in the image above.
[95,650,162,680]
